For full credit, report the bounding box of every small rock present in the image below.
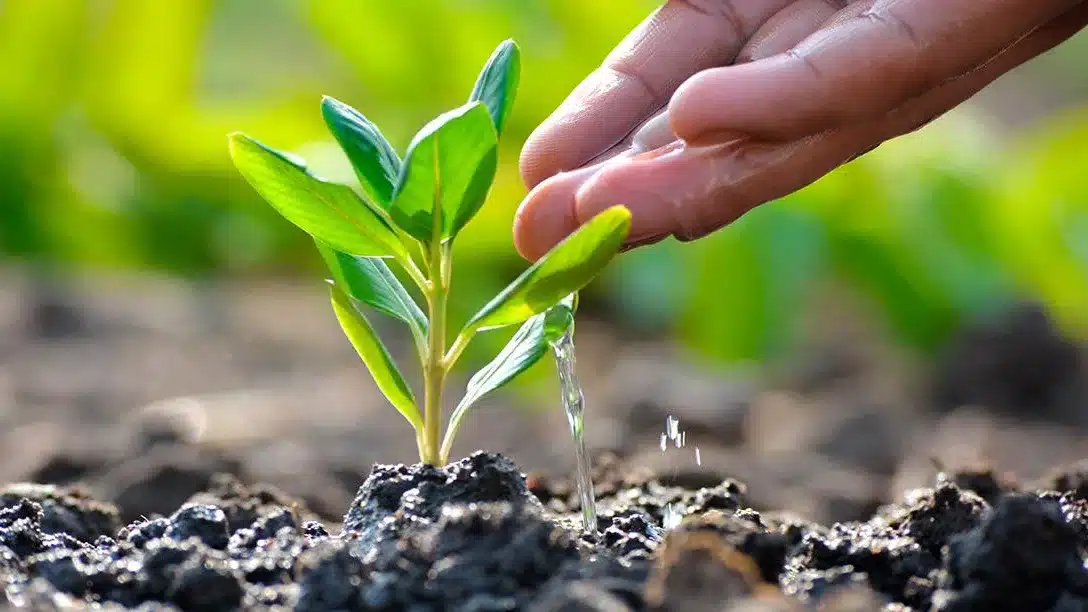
[166,504,229,550]
[119,516,169,548]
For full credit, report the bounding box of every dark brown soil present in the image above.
[6,451,1088,610]
[4,270,1088,610]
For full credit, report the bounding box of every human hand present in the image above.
[513,0,1087,261]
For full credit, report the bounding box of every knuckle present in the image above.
[607,63,668,104]
[862,8,922,50]
[679,0,748,41]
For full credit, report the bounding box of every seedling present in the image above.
[227,40,630,465]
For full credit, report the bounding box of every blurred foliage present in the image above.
[1,0,1086,372]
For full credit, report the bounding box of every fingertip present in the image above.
[513,166,598,261]
[668,67,754,145]
[518,126,556,190]
[511,202,542,261]
[669,55,827,144]
[666,70,711,143]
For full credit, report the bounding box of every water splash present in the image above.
[551,328,597,536]
[666,415,679,439]
[662,503,683,530]
[659,415,702,530]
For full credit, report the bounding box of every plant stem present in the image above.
[422,280,446,465]
[421,238,451,464]
[421,139,449,466]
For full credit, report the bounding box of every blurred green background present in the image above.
[2,0,1087,369]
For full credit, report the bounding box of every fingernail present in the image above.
[631,110,674,152]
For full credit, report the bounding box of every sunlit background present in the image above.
[2,0,1087,525]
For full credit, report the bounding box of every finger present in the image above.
[513,151,640,261]
[572,5,1086,245]
[669,0,1081,144]
[622,2,868,160]
[736,0,846,64]
[874,3,1088,142]
[573,135,860,244]
[515,0,847,259]
[518,0,796,190]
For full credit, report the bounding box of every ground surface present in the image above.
[3,269,1088,610]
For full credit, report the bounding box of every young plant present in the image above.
[227,40,630,466]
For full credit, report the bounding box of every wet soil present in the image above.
[6,451,1088,610]
[5,271,1088,609]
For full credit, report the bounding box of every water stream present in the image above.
[550,328,598,536]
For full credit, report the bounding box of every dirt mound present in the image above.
[4,452,1088,611]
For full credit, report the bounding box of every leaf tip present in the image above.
[498,38,520,54]
[226,133,262,172]
[226,131,249,154]
[321,96,371,136]
[599,204,634,237]
[320,95,345,117]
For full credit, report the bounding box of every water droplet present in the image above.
[662,503,682,530]
[695,447,702,466]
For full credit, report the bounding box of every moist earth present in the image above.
[4,281,1088,610]
[4,451,1088,611]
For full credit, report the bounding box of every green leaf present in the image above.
[466,206,631,331]
[321,96,402,209]
[442,298,575,460]
[469,39,521,136]
[228,133,406,259]
[390,102,498,242]
[317,243,427,339]
[329,283,422,430]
